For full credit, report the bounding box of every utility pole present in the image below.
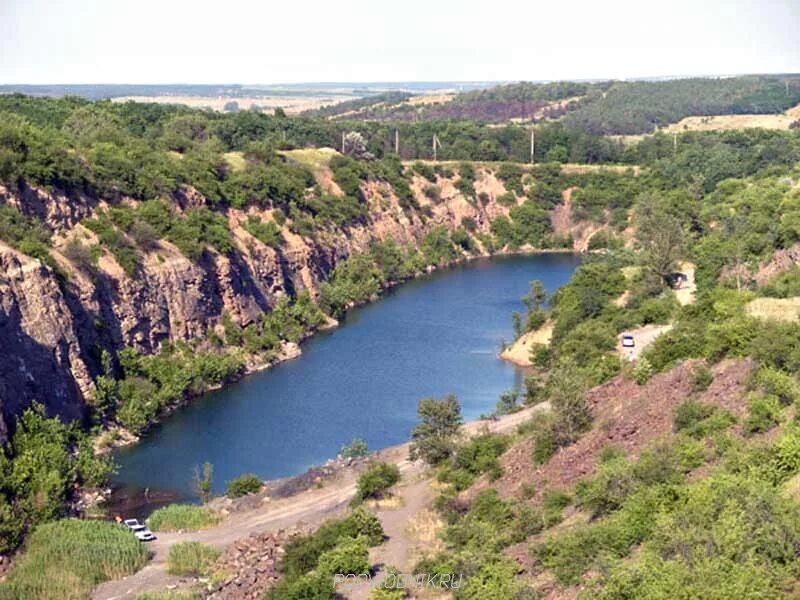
[395,129,399,155]
[530,128,535,165]
[341,131,345,154]
[433,134,441,161]
[673,131,678,155]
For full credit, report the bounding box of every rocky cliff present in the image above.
[0,165,522,441]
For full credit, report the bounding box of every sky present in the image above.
[0,0,798,84]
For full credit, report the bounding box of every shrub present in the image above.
[166,542,220,576]
[316,535,370,576]
[423,184,441,202]
[226,474,263,498]
[743,394,782,435]
[751,366,799,405]
[279,508,384,579]
[457,558,527,599]
[354,462,401,504]
[147,505,219,532]
[341,437,369,459]
[673,399,735,438]
[439,432,509,490]
[266,571,334,600]
[242,215,282,248]
[632,357,654,385]
[0,519,148,600]
[690,363,714,392]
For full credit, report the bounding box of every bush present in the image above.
[743,394,782,435]
[147,505,219,532]
[341,437,369,459]
[632,357,654,385]
[354,463,401,504]
[751,366,799,405]
[226,474,263,498]
[166,542,220,576]
[266,571,334,600]
[0,520,148,600]
[673,399,735,438]
[279,508,384,579]
[316,536,370,576]
[690,363,714,392]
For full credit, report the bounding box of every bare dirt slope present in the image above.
[483,359,752,503]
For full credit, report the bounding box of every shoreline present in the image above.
[92,247,578,458]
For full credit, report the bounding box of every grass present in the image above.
[223,151,246,172]
[0,519,149,600]
[279,147,339,171]
[147,504,220,532]
[662,112,799,133]
[746,297,800,323]
[166,542,221,576]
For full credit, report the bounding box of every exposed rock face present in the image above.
[0,169,517,441]
[0,243,94,437]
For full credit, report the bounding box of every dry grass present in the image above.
[407,94,455,106]
[111,94,353,114]
[621,266,641,280]
[663,113,798,133]
[745,297,800,323]
[364,494,405,510]
[223,151,246,173]
[279,147,339,171]
[405,508,445,566]
[783,471,800,502]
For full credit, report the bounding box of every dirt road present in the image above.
[93,405,546,599]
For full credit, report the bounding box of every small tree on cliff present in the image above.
[409,395,463,465]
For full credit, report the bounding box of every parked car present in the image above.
[621,334,635,348]
[123,518,156,542]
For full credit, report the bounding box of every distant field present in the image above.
[661,102,800,133]
[111,94,356,114]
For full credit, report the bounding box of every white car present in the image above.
[621,334,635,348]
[123,518,156,542]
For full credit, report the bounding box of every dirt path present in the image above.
[675,262,696,306]
[616,324,673,361]
[93,406,545,600]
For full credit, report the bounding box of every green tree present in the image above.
[409,395,463,465]
[635,193,685,290]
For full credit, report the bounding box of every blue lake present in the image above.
[111,253,580,504]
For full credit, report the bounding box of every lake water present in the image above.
[111,253,580,505]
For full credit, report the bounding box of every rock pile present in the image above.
[204,529,301,599]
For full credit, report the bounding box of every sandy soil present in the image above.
[501,321,554,367]
[674,261,697,306]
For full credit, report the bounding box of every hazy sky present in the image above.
[1,0,798,83]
